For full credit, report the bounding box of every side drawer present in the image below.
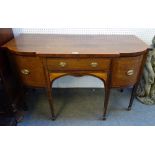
[10,55,46,87]
[111,55,143,87]
[47,58,111,71]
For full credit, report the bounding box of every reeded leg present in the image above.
[127,84,138,111]
[103,84,111,120]
[46,85,55,120]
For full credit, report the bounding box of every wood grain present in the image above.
[47,58,110,71]
[2,33,149,120]
[111,55,143,87]
[3,34,148,57]
[49,72,108,83]
[9,54,46,87]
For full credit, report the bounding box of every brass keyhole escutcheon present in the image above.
[21,69,30,75]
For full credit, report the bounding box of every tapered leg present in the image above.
[46,85,55,120]
[127,84,138,111]
[103,83,111,120]
[42,58,56,120]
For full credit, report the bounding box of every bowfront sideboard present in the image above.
[2,34,148,120]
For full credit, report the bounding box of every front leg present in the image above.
[127,84,138,111]
[46,85,56,120]
[42,58,55,120]
[103,82,111,120]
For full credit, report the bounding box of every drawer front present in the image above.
[47,58,110,71]
[111,55,143,87]
[11,55,46,87]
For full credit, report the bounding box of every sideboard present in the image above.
[2,34,148,120]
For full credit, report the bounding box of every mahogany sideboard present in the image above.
[2,34,148,120]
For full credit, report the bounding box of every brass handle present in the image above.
[91,62,98,67]
[127,70,134,76]
[59,62,67,67]
[21,69,30,75]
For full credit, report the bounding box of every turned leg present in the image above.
[103,84,111,120]
[127,84,138,111]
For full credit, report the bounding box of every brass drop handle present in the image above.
[21,69,30,75]
[127,69,134,76]
[59,62,67,67]
[91,62,98,67]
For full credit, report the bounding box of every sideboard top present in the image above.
[3,34,148,57]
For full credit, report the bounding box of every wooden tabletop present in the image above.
[3,34,148,57]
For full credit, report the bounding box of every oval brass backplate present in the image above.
[91,62,98,67]
[21,69,30,75]
[126,69,134,76]
[59,62,67,67]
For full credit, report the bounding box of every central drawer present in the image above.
[47,58,111,71]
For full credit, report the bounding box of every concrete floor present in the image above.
[18,88,155,126]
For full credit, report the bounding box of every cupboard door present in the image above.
[11,55,46,87]
[111,55,143,87]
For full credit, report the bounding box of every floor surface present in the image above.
[18,88,155,126]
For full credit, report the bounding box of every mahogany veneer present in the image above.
[3,34,148,120]
[46,58,110,71]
